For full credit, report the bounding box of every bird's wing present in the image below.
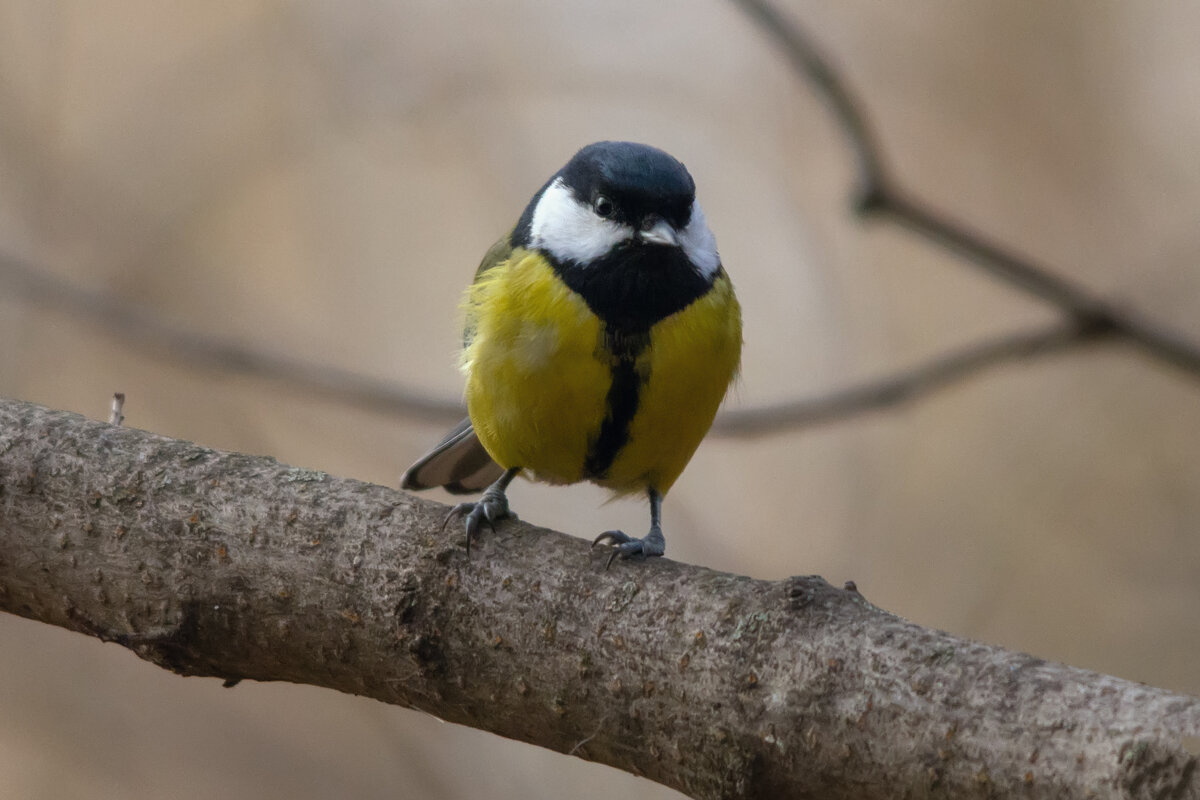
[461,234,515,349]
[400,417,506,495]
[473,234,515,282]
[401,234,517,495]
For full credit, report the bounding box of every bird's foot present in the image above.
[592,525,665,570]
[443,487,515,555]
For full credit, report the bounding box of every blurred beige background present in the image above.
[2,2,1199,798]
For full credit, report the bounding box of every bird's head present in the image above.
[514,141,721,281]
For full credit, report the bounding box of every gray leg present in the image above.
[444,467,520,555]
[592,487,665,569]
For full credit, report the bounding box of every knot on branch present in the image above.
[852,178,892,217]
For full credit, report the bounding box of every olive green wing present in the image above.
[401,234,514,495]
[462,233,515,349]
[474,233,514,281]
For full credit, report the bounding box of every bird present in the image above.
[401,141,742,567]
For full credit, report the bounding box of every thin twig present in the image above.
[568,718,607,756]
[0,253,462,423]
[731,0,1200,381]
[727,0,887,196]
[109,392,125,426]
[881,193,1200,377]
[878,190,1115,324]
[713,320,1106,437]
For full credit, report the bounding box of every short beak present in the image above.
[638,218,679,247]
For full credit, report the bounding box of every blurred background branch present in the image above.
[0,252,461,423]
[735,0,1200,380]
[713,319,1104,436]
[3,1,1198,443]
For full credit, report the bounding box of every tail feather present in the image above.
[401,418,506,495]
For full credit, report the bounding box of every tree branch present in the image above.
[1,396,1196,799]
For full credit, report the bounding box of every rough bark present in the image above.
[0,396,1196,800]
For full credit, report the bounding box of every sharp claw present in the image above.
[444,494,511,558]
[467,507,492,556]
[593,527,665,568]
[604,541,642,570]
[438,470,519,559]
[592,530,629,548]
[465,515,478,557]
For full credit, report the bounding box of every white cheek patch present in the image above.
[529,178,633,264]
[678,200,721,279]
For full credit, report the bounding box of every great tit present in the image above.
[402,141,742,566]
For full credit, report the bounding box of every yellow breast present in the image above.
[603,274,741,494]
[462,248,741,495]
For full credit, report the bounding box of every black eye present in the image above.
[593,195,614,218]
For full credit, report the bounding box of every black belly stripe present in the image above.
[584,329,649,479]
[539,242,718,480]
